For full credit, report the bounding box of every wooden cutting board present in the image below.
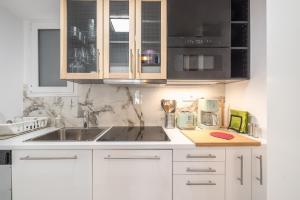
[181,129,261,147]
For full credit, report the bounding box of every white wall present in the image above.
[225,0,267,138]
[267,0,300,199]
[0,6,24,122]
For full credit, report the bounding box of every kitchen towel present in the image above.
[210,131,234,140]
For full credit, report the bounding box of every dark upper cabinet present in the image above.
[231,0,250,79]
[167,0,250,80]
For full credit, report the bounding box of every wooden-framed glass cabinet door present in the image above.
[136,0,167,79]
[60,0,103,80]
[103,0,136,79]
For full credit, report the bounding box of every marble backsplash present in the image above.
[23,84,225,127]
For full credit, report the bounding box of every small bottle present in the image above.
[252,124,260,138]
[248,123,254,136]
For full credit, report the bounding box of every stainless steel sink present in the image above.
[27,128,107,142]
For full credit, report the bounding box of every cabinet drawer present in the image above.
[173,149,225,162]
[173,162,225,175]
[173,175,225,200]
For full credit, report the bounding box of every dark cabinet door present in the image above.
[168,0,231,47]
[61,0,102,79]
[136,0,167,79]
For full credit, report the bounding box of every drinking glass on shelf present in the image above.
[87,19,96,43]
[87,44,97,65]
[82,35,87,46]
[79,47,87,65]
[69,48,85,72]
[78,31,83,42]
[70,26,79,40]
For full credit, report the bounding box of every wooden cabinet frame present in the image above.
[135,0,167,79]
[60,0,104,80]
[103,0,136,79]
[60,0,166,80]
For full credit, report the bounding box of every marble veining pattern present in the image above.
[23,84,225,127]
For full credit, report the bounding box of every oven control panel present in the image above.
[168,37,228,48]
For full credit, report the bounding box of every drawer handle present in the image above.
[20,155,78,160]
[186,167,216,173]
[104,155,160,160]
[256,155,263,185]
[237,155,244,185]
[186,180,216,186]
[186,154,216,159]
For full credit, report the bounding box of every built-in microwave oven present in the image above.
[168,47,231,79]
[167,0,231,79]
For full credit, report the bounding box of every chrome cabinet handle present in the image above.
[97,49,100,74]
[256,155,263,185]
[104,155,160,160]
[186,154,216,159]
[137,49,141,74]
[186,180,216,186]
[237,155,244,185]
[20,155,78,160]
[129,49,133,74]
[186,167,216,173]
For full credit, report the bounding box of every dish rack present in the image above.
[0,117,49,136]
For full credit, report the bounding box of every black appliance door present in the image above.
[168,48,231,79]
[0,150,12,200]
[168,0,230,47]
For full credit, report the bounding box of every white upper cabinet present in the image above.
[226,148,252,200]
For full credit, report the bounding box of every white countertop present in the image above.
[0,127,195,150]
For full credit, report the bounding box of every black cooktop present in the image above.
[97,126,170,142]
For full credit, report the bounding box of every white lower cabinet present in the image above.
[12,150,92,200]
[173,148,226,200]
[11,146,265,200]
[174,175,225,200]
[93,150,172,200]
[252,145,267,200]
[226,148,252,200]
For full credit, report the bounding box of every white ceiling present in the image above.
[0,0,60,20]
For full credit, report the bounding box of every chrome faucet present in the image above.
[83,110,89,128]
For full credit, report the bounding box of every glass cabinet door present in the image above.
[136,0,167,79]
[104,0,135,79]
[61,0,103,79]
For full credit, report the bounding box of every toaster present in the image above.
[176,111,197,130]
